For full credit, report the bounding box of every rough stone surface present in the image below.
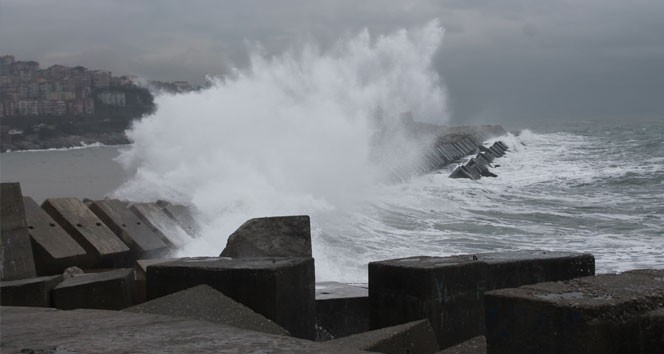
[0,274,63,307]
[125,284,289,336]
[0,306,366,354]
[23,196,87,275]
[316,282,369,340]
[638,308,664,353]
[326,319,439,354]
[484,269,664,354]
[41,198,129,267]
[436,336,486,354]
[52,268,135,310]
[130,203,192,248]
[90,199,169,259]
[0,183,37,280]
[220,215,312,258]
[147,256,316,340]
[370,251,595,349]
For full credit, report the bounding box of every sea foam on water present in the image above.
[112,20,450,261]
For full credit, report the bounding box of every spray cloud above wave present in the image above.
[113,20,449,255]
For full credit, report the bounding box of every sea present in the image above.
[1,22,662,282]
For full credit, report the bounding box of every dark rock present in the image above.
[484,269,664,354]
[41,198,130,267]
[1,306,366,353]
[0,183,37,281]
[62,266,84,278]
[130,203,192,248]
[370,251,595,349]
[52,268,136,310]
[436,336,486,354]
[125,284,289,336]
[326,319,440,354]
[23,196,87,275]
[220,215,312,258]
[90,199,170,259]
[638,308,664,353]
[0,274,63,307]
[146,256,316,340]
[316,282,369,340]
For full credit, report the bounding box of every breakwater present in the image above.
[2,126,663,352]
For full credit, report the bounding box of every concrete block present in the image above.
[23,196,87,275]
[130,203,192,248]
[638,308,664,354]
[0,183,37,280]
[326,319,440,354]
[133,257,179,303]
[0,274,63,307]
[1,307,366,353]
[316,282,369,340]
[436,336,486,354]
[220,215,312,258]
[370,251,594,349]
[146,256,316,339]
[41,198,130,267]
[125,284,289,336]
[52,268,136,310]
[90,199,170,259]
[161,203,200,237]
[484,270,664,354]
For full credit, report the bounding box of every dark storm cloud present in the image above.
[1,0,662,124]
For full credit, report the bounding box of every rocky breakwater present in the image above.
[3,182,662,353]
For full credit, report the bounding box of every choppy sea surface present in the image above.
[1,117,663,282]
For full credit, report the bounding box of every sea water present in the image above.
[1,21,662,282]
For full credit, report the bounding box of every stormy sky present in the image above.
[1,0,662,124]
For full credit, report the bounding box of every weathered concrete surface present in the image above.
[316,282,369,340]
[125,284,290,336]
[220,215,312,258]
[147,256,316,340]
[0,183,37,280]
[484,269,664,354]
[0,306,367,354]
[161,203,200,237]
[41,198,129,267]
[90,199,169,259]
[638,308,664,353]
[370,251,594,349]
[326,319,440,354]
[134,257,179,303]
[436,336,486,354]
[0,274,63,307]
[52,268,135,310]
[23,196,87,275]
[130,202,192,248]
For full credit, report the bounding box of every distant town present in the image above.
[0,54,199,151]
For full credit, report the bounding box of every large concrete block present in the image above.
[0,274,63,307]
[23,196,87,275]
[161,203,200,237]
[370,251,594,349]
[130,203,192,248]
[146,256,316,339]
[638,308,664,353]
[1,307,366,353]
[90,199,169,259]
[316,282,369,340]
[484,270,664,354]
[125,284,289,336]
[437,336,486,354]
[41,198,130,267]
[133,257,179,303]
[52,268,136,310]
[326,319,440,354]
[220,215,312,258]
[0,183,37,280]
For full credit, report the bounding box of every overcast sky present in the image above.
[1,0,662,124]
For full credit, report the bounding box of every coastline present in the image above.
[1,131,130,153]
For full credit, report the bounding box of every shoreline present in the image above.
[1,131,130,153]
